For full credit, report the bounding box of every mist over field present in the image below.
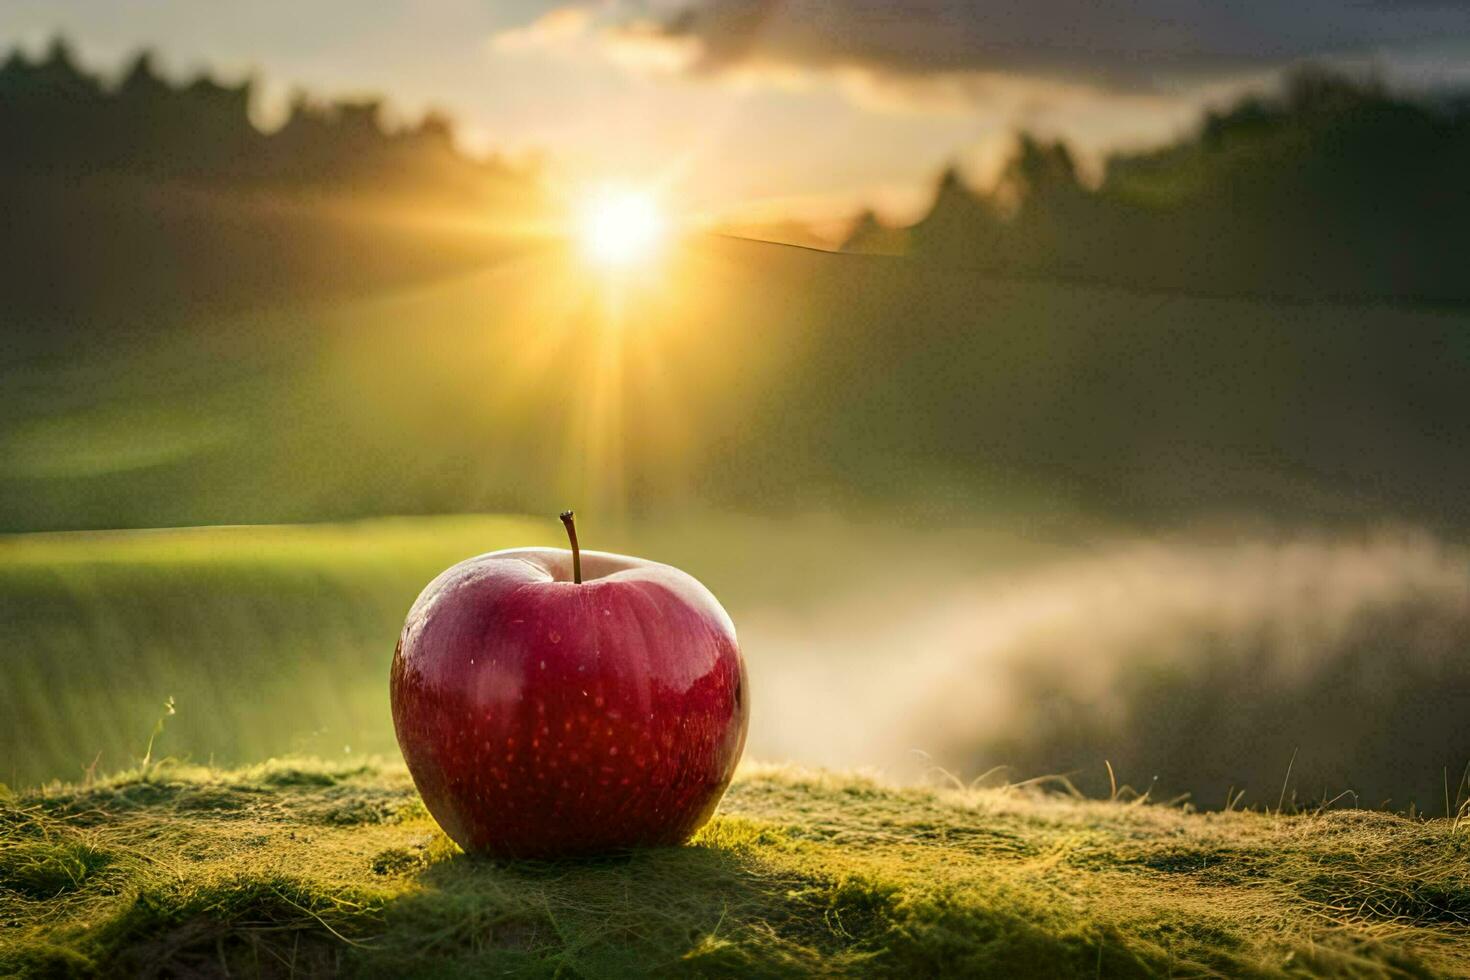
[751,526,1470,810]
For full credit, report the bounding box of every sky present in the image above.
[4,1,1469,226]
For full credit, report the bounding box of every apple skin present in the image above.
[390,547,748,858]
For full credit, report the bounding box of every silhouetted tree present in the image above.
[866,68,1470,303]
[0,36,535,199]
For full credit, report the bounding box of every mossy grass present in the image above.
[2,757,1468,977]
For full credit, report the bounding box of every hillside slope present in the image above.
[8,235,1470,532]
[3,759,1468,977]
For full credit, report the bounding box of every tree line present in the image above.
[0,37,534,203]
[847,68,1470,304]
[1,39,546,325]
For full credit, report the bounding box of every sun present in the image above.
[576,187,668,268]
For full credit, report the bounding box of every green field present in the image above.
[6,512,1470,813]
[4,757,1468,977]
[7,233,1469,805]
[9,237,1470,533]
[0,516,534,787]
[0,512,1063,790]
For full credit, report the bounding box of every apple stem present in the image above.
[559,510,582,584]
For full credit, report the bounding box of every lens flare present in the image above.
[577,187,668,267]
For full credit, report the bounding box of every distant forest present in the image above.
[846,69,1470,304]
[0,37,534,200]
[1,39,545,324]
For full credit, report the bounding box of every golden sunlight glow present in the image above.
[577,187,668,267]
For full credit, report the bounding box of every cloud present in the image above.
[489,4,598,52]
[599,0,1470,94]
[599,17,705,72]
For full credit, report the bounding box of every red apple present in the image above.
[390,512,748,857]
